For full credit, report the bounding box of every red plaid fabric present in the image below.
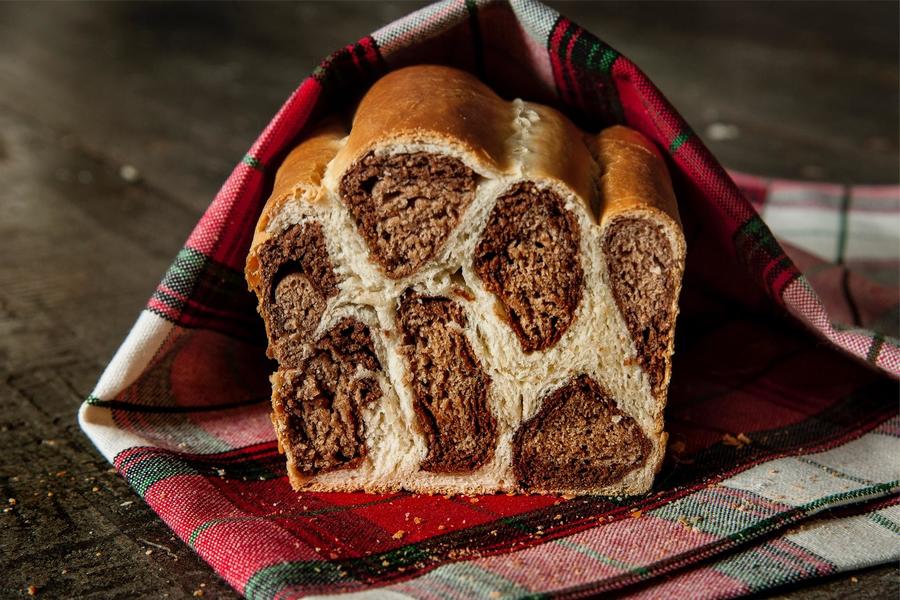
[80,1,900,598]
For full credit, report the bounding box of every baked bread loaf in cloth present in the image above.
[245,65,686,495]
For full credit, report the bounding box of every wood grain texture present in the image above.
[0,2,896,598]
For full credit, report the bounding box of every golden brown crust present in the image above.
[594,125,686,408]
[328,65,516,179]
[593,125,682,229]
[517,102,598,210]
[245,118,346,295]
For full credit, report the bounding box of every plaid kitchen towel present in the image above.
[79,1,900,598]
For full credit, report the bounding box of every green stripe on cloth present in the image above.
[189,519,223,547]
[836,184,864,326]
[795,455,876,486]
[598,47,618,72]
[712,540,826,591]
[242,154,263,171]
[123,454,198,497]
[669,130,691,153]
[244,540,437,598]
[244,561,355,600]
[867,333,885,364]
[763,542,822,575]
[165,246,209,288]
[868,511,900,535]
[735,214,787,260]
[836,184,851,264]
[729,482,900,544]
[585,43,618,73]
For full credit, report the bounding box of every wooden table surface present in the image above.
[1,2,897,598]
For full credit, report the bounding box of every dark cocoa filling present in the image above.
[256,222,338,367]
[278,318,382,475]
[473,182,583,353]
[602,218,676,394]
[513,375,650,490]
[397,292,497,473]
[339,152,477,279]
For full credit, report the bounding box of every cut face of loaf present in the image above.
[245,65,686,495]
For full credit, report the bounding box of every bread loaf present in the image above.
[245,65,685,495]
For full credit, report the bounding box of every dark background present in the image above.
[1,2,897,598]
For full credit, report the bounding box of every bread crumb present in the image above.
[92,487,99,492]
[27,585,38,596]
[630,510,643,518]
[192,590,204,597]
[47,492,54,498]
[489,592,502,599]
[437,525,446,530]
[8,498,16,505]
[382,560,390,567]
[722,433,741,447]
[723,432,753,448]
[677,515,704,530]
[469,497,479,503]
[392,530,405,539]
[851,576,858,583]
[553,514,562,520]
[145,549,153,555]
[413,517,422,524]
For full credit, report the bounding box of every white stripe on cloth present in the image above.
[722,432,900,506]
[80,310,176,463]
[785,504,900,566]
[90,310,173,400]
